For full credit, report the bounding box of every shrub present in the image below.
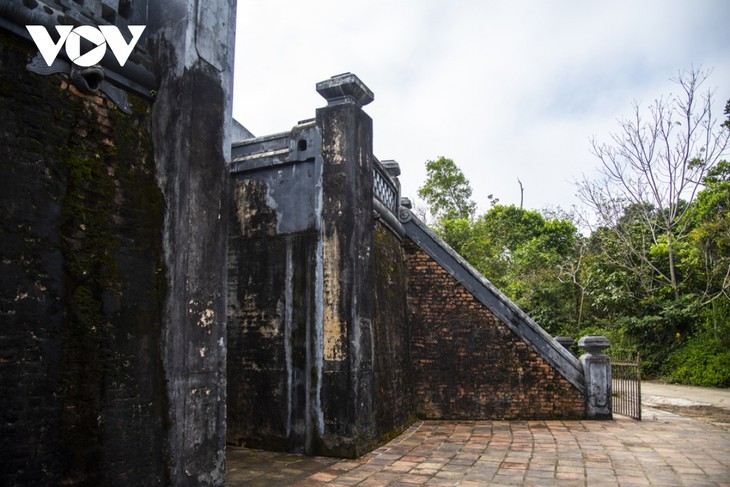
[666,334,730,387]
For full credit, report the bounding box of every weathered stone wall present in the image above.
[147,0,236,482]
[226,121,324,454]
[0,29,166,485]
[227,75,417,458]
[227,206,416,458]
[227,231,320,451]
[372,222,415,441]
[1,0,235,480]
[227,169,320,453]
[404,239,586,420]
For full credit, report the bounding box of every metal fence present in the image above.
[611,354,642,420]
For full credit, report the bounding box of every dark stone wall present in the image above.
[372,222,415,441]
[227,233,316,451]
[404,239,585,420]
[227,95,417,458]
[227,170,321,454]
[227,233,288,450]
[0,30,166,485]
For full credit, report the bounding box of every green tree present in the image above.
[663,158,730,386]
[499,210,581,333]
[689,161,730,316]
[577,198,711,374]
[465,205,547,288]
[459,205,582,334]
[418,157,476,221]
[416,156,585,334]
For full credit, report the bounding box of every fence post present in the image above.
[578,335,612,420]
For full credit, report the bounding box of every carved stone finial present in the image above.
[398,208,412,223]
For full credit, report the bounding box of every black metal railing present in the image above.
[611,353,641,420]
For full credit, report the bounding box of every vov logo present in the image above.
[26,25,146,68]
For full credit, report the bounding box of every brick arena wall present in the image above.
[0,30,166,485]
[404,240,585,420]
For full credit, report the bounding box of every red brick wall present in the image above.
[404,240,585,420]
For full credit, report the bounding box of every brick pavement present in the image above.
[226,408,730,486]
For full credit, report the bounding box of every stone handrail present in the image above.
[372,157,399,214]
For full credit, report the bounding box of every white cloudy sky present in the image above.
[231,0,730,215]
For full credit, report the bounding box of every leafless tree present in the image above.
[557,236,589,325]
[412,199,431,224]
[577,67,729,300]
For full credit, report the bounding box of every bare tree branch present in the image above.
[577,67,729,301]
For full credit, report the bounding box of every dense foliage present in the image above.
[418,71,729,386]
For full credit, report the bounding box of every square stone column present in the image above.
[315,73,377,457]
[579,335,612,420]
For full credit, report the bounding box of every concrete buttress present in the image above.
[147,0,236,484]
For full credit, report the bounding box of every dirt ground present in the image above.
[640,380,730,428]
[648,403,730,426]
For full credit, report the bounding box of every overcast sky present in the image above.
[231,0,730,216]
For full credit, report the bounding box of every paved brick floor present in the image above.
[226,408,730,486]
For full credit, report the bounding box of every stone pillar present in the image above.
[146,0,236,484]
[315,73,377,457]
[578,335,612,420]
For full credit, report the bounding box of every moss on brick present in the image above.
[0,27,166,485]
[372,222,415,446]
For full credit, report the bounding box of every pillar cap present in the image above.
[381,160,401,178]
[578,335,610,353]
[316,73,374,107]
